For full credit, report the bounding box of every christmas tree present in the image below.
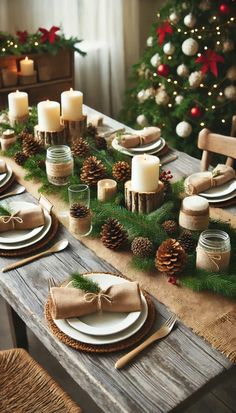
[120,0,236,157]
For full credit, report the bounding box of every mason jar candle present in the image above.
[196,230,231,273]
[46,145,73,186]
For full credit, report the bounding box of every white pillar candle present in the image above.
[20,56,34,76]
[37,100,61,131]
[97,179,117,202]
[131,154,160,192]
[8,90,29,117]
[61,88,83,121]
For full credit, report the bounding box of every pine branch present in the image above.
[71,272,100,293]
[131,256,156,272]
[0,203,12,217]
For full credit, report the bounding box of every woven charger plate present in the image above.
[0,213,59,257]
[45,273,156,353]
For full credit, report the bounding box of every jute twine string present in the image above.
[0,210,23,229]
[197,246,222,271]
[84,291,113,312]
[46,160,73,178]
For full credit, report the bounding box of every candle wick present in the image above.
[70,87,73,92]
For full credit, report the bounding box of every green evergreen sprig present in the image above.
[0,203,13,217]
[71,273,100,293]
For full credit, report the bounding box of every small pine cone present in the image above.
[100,218,128,250]
[95,135,107,150]
[80,156,106,186]
[162,220,178,235]
[13,151,28,166]
[131,237,154,258]
[18,130,31,142]
[112,161,131,182]
[72,138,89,157]
[22,136,41,156]
[155,238,187,276]
[36,159,46,170]
[178,231,197,253]
[70,203,90,218]
[87,123,98,137]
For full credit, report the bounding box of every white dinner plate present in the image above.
[66,274,143,336]
[54,273,148,345]
[0,211,51,250]
[200,179,236,198]
[0,172,7,184]
[0,165,13,189]
[112,137,166,157]
[206,190,236,203]
[113,137,162,154]
[0,201,44,243]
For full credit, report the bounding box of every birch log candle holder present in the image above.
[34,125,66,147]
[61,114,87,146]
[125,180,164,214]
[18,71,37,86]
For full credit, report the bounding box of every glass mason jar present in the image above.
[196,229,231,273]
[46,145,73,186]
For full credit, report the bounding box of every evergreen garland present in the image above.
[1,109,236,298]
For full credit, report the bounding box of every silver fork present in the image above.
[48,277,57,291]
[115,314,177,369]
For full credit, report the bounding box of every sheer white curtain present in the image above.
[0,0,140,117]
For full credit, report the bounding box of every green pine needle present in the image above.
[0,203,12,217]
[71,272,100,293]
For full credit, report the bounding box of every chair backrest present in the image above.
[198,115,236,171]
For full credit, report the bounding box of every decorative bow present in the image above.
[0,211,23,229]
[16,30,28,44]
[84,291,113,312]
[157,21,173,45]
[39,26,60,44]
[195,49,224,77]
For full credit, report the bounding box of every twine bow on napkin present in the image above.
[0,211,23,229]
[185,164,235,195]
[0,205,45,233]
[50,282,142,319]
[118,127,161,149]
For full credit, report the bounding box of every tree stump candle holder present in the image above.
[8,112,28,127]
[61,115,87,146]
[18,71,37,86]
[125,180,164,214]
[34,125,66,147]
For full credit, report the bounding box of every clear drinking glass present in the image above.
[68,184,90,208]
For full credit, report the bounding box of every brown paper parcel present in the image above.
[0,206,45,233]
[50,282,142,319]
[186,164,235,195]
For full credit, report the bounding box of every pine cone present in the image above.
[22,136,41,156]
[100,218,128,250]
[131,237,154,258]
[87,123,98,137]
[155,238,187,276]
[70,203,90,218]
[95,135,107,150]
[13,151,28,166]
[162,220,178,235]
[112,161,131,182]
[80,156,106,186]
[36,159,45,170]
[72,138,89,157]
[178,231,197,253]
[18,130,31,142]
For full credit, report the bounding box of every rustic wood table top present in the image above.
[0,106,235,413]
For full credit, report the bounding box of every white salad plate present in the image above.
[54,273,148,345]
[199,179,236,198]
[0,201,44,243]
[0,210,51,250]
[66,273,144,336]
[206,190,236,204]
[112,137,165,157]
[0,172,7,184]
[0,165,13,188]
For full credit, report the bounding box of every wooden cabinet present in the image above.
[0,50,74,108]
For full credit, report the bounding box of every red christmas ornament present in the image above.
[190,107,202,118]
[195,49,224,77]
[219,3,230,14]
[157,64,170,77]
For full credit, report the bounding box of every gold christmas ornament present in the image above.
[155,238,187,276]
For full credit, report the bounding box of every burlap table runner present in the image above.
[2,156,236,363]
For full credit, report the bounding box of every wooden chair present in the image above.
[198,115,236,171]
[0,348,82,413]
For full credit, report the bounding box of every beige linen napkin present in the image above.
[119,127,161,148]
[186,164,235,195]
[50,282,142,319]
[0,206,45,233]
[0,160,7,174]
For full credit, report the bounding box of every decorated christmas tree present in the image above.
[120,0,236,157]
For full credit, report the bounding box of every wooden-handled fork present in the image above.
[115,314,177,369]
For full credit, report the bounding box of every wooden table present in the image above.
[0,107,235,413]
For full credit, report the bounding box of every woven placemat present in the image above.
[0,213,59,257]
[45,274,156,353]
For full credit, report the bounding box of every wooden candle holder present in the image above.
[34,125,66,147]
[8,112,28,127]
[61,115,87,146]
[18,71,37,86]
[125,180,164,214]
